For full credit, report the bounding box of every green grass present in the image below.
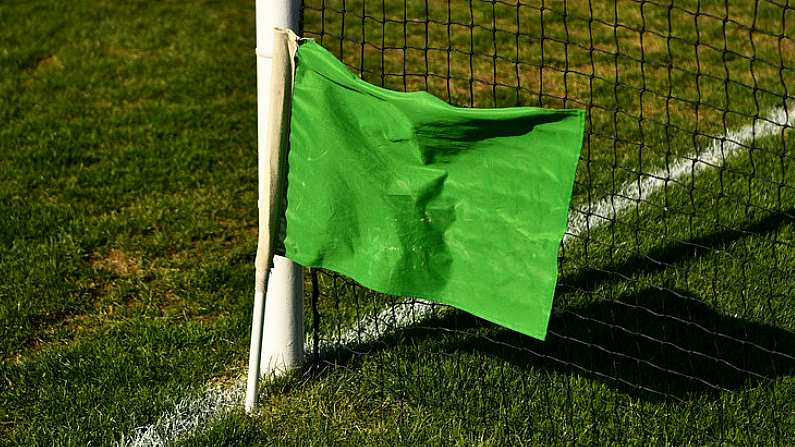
[0,0,258,443]
[1,0,794,445]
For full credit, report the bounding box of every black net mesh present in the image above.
[299,0,794,443]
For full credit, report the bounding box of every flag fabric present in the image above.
[282,40,585,340]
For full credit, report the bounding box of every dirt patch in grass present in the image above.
[91,248,141,277]
[105,46,147,60]
[33,55,64,73]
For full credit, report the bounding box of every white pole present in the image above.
[261,255,304,375]
[246,0,303,414]
[258,0,305,378]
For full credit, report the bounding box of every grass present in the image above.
[1,0,794,445]
[0,0,258,443]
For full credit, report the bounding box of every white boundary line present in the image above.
[124,384,244,447]
[123,106,792,446]
[566,106,793,241]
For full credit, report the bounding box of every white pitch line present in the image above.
[314,298,439,351]
[122,105,792,446]
[124,383,244,447]
[565,106,793,242]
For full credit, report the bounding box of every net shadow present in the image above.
[559,207,795,296]
[309,286,795,402]
[308,207,795,402]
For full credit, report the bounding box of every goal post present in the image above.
[245,0,304,414]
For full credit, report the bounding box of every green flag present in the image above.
[283,41,585,340]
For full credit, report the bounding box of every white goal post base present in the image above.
[260,255,304,376]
